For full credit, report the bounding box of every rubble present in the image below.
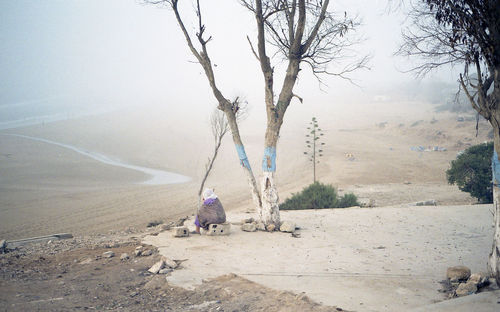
[148,260,165,274]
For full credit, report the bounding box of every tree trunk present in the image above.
[489,125,500,284]
[224,107,262,211]
[259,120,281,228]
[260,147,280,227]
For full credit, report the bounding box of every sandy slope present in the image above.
[0,105,492,240]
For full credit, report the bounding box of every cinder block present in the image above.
[172,226,189,238]
[205,223,231,236]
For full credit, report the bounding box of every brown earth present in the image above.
[0,231,346,312]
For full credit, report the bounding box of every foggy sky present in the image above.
[0,0,460,124]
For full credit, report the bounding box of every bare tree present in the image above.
[198,101,248,207]
[197,108,229,207]
[147,0,367,228]
[397,0,500,283]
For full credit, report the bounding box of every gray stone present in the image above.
[120,253,130,261]
[162,257,178,269]
[172,226,189,238]
[243,218,255,224]
[148,260,165,274]
[141,249,153,256]
[447,265,471,282]
[468,272,489,288]
[416,199,437,206]
[241,223,257,232]
[158,268,173,274]
[455,281,477,297]
[206,223,231,236]
[102,251,115,258]
[256,222,266,231]
[280,221,296,233]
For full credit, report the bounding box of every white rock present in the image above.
[148,260,165,274]
[141,249,153,256]
[102,251,115,258]
[162,256,178,269]
[120,253,130,261]
[280,221,296,233]
[455,281,477,297]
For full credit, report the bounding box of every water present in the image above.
[3,134,191,185]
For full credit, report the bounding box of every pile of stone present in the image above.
[240,218,299,236]
[148,256,181,275]
[445,265,495,298]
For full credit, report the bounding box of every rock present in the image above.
[141,249,153,257]
[120,253,130,261]
[468,272,489,288]
[0,239,6,253]
[158,268,172,274]
[174,216,188,227]
[241,223,257,232]
[243,218,255,224]
[206,223,231,236]
[256,222,266,231]
[148,260,165,274]
[266,224,276,232]
[172,226,189,238]
[447,265,471,282]
[455,281,477,297]
[416,199,437,206]
[102,251,115,258]
[280,221,296,233]
[79,258,93,264]
[161,256,178,269]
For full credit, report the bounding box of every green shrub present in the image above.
[280,182,359,210]
[446,142,493,203]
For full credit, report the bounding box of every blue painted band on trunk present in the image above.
[493,149,500,184]
[262,146,276,172]
[235,144,251,169]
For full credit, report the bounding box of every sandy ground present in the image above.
[144,204,495,312]
[0,107,490,239]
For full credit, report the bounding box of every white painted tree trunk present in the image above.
[260,171,280,227]
[489,184,500,282]
[489,137,500,284]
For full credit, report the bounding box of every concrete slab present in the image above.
[144,205,494,311]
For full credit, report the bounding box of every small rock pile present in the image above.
[240,218,299,236]
[444,265,496,298]
[148,256,181,275]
